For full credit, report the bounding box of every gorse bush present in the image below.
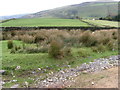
[7,40,14,49]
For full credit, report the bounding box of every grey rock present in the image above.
[36,55,119,88]
[0,70,6,74]
[11,84,19,88]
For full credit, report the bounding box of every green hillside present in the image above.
[22,2,118,19]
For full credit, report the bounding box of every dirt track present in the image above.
[70,67,118,88]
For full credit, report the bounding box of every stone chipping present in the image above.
[36,55,119,88]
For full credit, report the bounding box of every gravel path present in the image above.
[35,55,119,88]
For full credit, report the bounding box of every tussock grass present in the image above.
[3,29,118,51]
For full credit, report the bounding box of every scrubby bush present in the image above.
[91,47,98,53]
[7,40,14,49]
[101,37,110,45]
[11,31,16,36]
[0,32,2,40]
[21,35,35,43]
[97,44,106,53]
[38,46,49,53]
[10,48,16,53]
[16,46,48,54]
[3,33,12,40]
[92,44,107,53]
[34,33,46,43]
[107,40,118,51]
[25,47,42,53]
[79,31,98,47]
[77,48,91,57]
[3,29,118,56]
[48,40,63,59]
[61,47,72,57]
[14,45,21,51]
[112,31,118,40]
[10,45,22,53]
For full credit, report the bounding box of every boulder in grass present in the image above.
[0,70,6,74]
[15,66,21,70]
[11,84,19,88]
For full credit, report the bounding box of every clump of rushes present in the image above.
[92,44,106,53]
[7,40,14,49]
[21,35,35,44]
[80,30,97,47]
[77,48,91,57]
[48,40,63,59]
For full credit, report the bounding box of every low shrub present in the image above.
[80,31,97,47]
[3,34,12,40]
[16,46,48,54]
[7,40,14,49]
[39,46,49,53]
[107,40,118,51]
[25,47,41,53]
[21,35,35,43]
[77,48,91,57]
[10,48,16,53]
[91,47,98,53]
[0,33,2,40]
[112,31,118,40]
[10,45,22,53]
[92,44,107,53]
[14,45,21,51]
[101,37,110,45]
[11,31,16,37]
[12,36,19,40]
[34,34,46,43]
[61,47,72,57]
[48,40,63,59]
[98,44,107,52]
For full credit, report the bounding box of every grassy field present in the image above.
[2,18,90,27]
[1,29,118,87]
[2,40,118,87]
[85,20,118,27]
[1,18,119,27]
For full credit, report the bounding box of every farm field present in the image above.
[1,18,90,27]
[1,18,119,28]
[1,29,118,88]
[85,20,118,27]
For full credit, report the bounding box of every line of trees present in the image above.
[99,14,120,21]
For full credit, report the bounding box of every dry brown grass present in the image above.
[3,29,118,50]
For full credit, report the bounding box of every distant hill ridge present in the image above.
[22,1,118,19]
